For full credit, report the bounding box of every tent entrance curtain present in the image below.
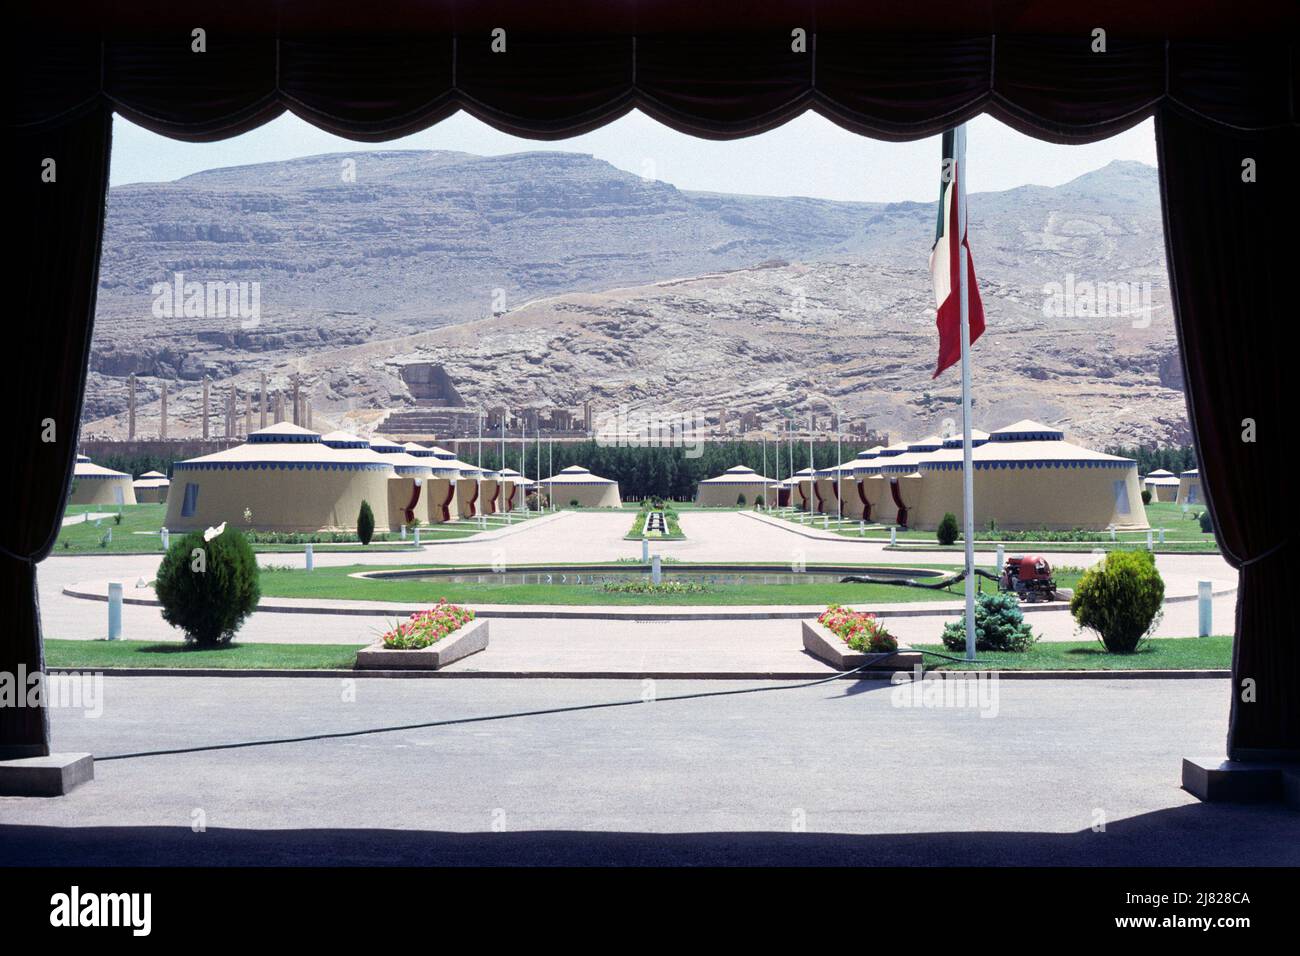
[889,479,908,528]
[403,483,422,524]
[857,481,871,522]
[6,16,1297,761]
[440,485,455,522]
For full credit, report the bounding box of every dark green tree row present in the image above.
[1103,444,1198,476]
[470,439,854,500]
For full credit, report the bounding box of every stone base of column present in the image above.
[0,753,94,796]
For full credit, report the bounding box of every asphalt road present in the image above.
[3,674,1294,866]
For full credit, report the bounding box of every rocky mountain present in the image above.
[86,150,1186,448]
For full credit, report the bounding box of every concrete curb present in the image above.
[743,509,1222,556]
[48,511,568,559]
[45,666,1231,680]
[59,581,1067,621]
[62,575,1231,622]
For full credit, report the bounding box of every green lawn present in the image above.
[625,509,686,540]
[914,636,1232,670]
[53,504,478,553]
[45,639,364,669]
[256,562,1079,607]
[771,503,1219,552]
[43,635,1231,672]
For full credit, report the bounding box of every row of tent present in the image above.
[1142,468,1202,505]
[69,456,153,507]
[71,423,623,531]
[695,419,1152,531]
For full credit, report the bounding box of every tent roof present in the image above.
[701,465,775,483]
[941,429,990,448]
[248,422,321,443]
[1181,468,1200,478]
[1146,468,1175,477]
[546,465,615,484]
[319,430,370,448]
[988,420,1066,442]
[73,459,130,479]
[923,438,1135,471]
[175,436,395,472]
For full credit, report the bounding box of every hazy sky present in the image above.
[110,109,1157,202]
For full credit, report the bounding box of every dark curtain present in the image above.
[856,481,871,522]
[2,111,112,758]
[889,480,909,528]
[6,9,1297,759]
[1157,108,1295,758]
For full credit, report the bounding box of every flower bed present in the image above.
[817,604,898,653]
[381,600,476,649]
[601,580,710,595]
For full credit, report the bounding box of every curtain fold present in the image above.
[1156,108,1296,758]
[2,109,112,758]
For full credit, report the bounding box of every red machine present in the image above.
[999,554,1057,602]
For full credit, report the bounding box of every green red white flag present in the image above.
[930,128,985,378]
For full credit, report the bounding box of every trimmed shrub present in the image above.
[736,493,747,506]
[1141,489,1152,505]
[936,512,960,546]
[1197,509,1214,534]
[154,527,261,647]
[357,500,375,546]
[754,495,764,508]
[941,592,1036,652]
[1070,550,1164,652]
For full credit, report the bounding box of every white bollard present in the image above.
[1198,580,1213,637]
[995,543,1005,572]
[1146,530,1153,550]
[305,543,314,571]
[859,519,865,537]
[642,537,649,562]
[105,528,112,544]
[889,526,897,546]
[822,514,828,529]
[401,525,406,541]
[107,582,123,641]
[414,526,420,547]
[160,527,170,550]
[651,554,662,585]
[1158,528,1166,545]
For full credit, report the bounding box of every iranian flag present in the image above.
[929,127,985,378]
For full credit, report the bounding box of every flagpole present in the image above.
[956,123,977,662]
[836,414,842,526]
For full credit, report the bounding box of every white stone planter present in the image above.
[801,619,922,671]
[356,617,489,670]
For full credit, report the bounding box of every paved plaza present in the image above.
[2,675,1295,865]
[40,510,1239,658]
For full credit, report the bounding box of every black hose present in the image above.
[838,567,1002,590]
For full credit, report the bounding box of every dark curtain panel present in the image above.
[1156,108,1296,758]
[2,110,112,758]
